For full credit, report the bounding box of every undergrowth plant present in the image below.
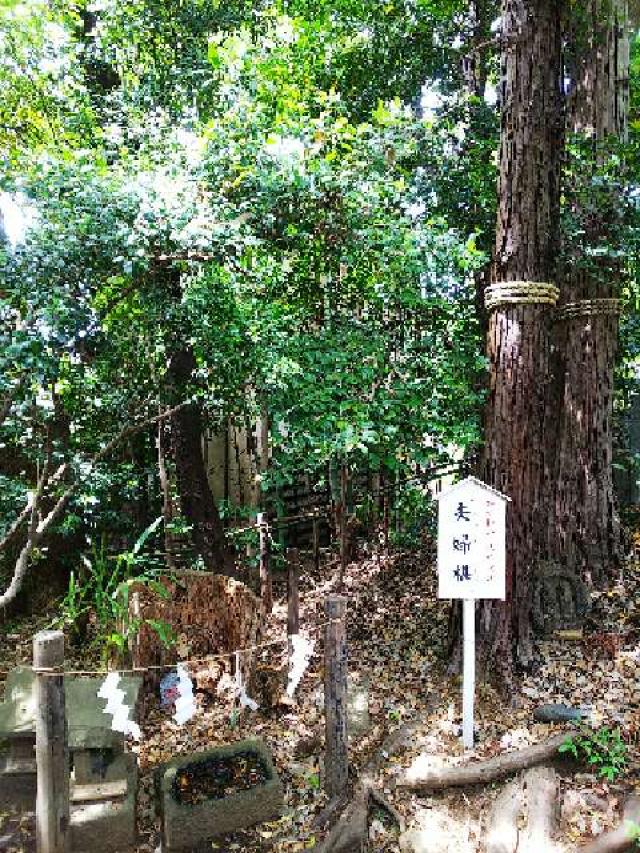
[626,820,640,848]
[58,517,175,664]
[559,724,628,782]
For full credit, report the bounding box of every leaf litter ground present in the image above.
[0,543,638,852]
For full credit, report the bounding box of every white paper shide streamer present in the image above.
[173,663,197,725]
[287,633,314,697]
[234,651,259,711]
[97,672,141,740]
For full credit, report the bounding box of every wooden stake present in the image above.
[324,595,348,797]
[129,590,141,669]
[339,465,347,588]
[312,513,320,572]
[34,630,69,853]
[382,492,390,552]
[258,512,273,613]
[287,548,300,654]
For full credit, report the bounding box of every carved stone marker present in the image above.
[0,666,142,810]
[532,563,591,635]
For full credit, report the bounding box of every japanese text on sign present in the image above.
[436,477,508,600]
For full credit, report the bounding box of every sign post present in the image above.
[462,598,475,750]
[436,476,509,749]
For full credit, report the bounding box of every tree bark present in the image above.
[167,347,235,575]
[548,0,629,583]
[480,0,564,678]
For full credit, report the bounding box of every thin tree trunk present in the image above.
[549,0,628,583]
[157,417,179,571]
[168,348,236,575]
[480,0,564,679]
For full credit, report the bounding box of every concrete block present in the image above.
[70,752,137,853]
[73,749,131,785]
[0,734,36,810]
[0,667,142,749]
[0,668,142,813]
[160,739,283,852]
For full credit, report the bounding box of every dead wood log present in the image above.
[398,733,568,791]
[579,796,640,853]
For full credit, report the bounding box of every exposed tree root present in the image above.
[398,733,568,791]
[579,796,640,853]
[485,778,525,853]
[315,714,421,852]
[485,767,561,853]
[518,766,560,852]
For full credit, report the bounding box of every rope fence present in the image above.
[3,594,352,853]
[11,617,342,679]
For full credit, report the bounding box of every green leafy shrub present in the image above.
[558,725,628,782]
[57,518,175,664]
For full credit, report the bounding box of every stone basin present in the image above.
[159,739,283,851]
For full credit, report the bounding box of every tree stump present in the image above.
[131,571,263,695]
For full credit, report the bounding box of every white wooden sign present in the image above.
[436,476,509,749]
[436,476,508,601]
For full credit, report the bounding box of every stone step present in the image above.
[71,779,128,803]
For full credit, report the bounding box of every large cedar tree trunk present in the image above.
[480,0,564,678]
[549,0,629,583]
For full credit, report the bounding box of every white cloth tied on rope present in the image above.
[97,672,141,740]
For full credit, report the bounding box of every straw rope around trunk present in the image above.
[484,281,560,310]
[556,298,621,319]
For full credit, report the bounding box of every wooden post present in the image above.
[324,595,348,798]
[382,491,390,552]
[34,630,69,853]
[129,590,141,669]
[312,512,320,572]
[287,548,300,654]
[339,465,347,588]
[258,512,273,613]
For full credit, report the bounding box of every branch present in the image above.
[462,34,500,57]
[0,456,52,608]
[0,462,66,555]
[35,400,189,538]
[0,504,31,553]
[0,401,188,609]
[0,376,25,429]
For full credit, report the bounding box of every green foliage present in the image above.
[626,820,640,848]
[57,519,175,663]
[559,725,628,782]
[15,0,640,607]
